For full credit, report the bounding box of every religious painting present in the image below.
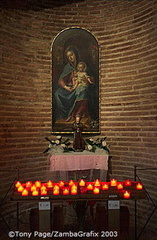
[52,27,99,134]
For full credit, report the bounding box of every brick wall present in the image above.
[0,0,157,234]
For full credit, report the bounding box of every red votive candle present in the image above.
[59,181,65,187]
[94,179,101,187]
[31,185,37,192]
[125,179,131,186]
[53,189,59,195]
[22,189,29,196]
[32,190,39,196]
[46,180,53,188]
[110,179,117,187]
[123,191,131,199]
[25,181,32,189]
[15,181,21,188]
[41,189,47,196]
[63,188,70,195]
[79,179,86,187]
[71,185,77,195]
[87,183,93,190]
[35,181,41,188]
[102,183,109,190]
[17,185,24,193]
[117,183,124,190]
[69,180,75,187]
[93,187,100,194]
[136,183,143,190]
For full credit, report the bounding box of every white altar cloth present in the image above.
[49,149,108,181]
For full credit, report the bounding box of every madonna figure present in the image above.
[54,47,94,123]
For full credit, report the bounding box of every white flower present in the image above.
[61,144,66,148]
[87,144,93,151]
[102,141,107,147]
[48,143,52,148]
[55,140,60,145]
[56,136,62,140]
[89,138,94,142]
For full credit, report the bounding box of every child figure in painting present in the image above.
[72,62,93,90]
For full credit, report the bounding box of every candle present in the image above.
[46,180,53,188]
[53,189,59,195]
[102,183,109,190]
[15,181,21,188]
[53,185,59,191]
[59,181,65,187]
[94,179,101,187]
[110,179,117,187]
[31,185,37,192]
[17,185,24,192]
[87,183,93,190]
[35,181,41,188]
[69,180,75,187]
[22,189,29,196]
[32,190,39,196]
[117,183,123,190]
[63,188,70,195]
[71,185,77,195]
[136,183,143,190]
[41,189,47,196]
[25,181,32,189]
[123,191,131,199]
[125,179,131,186]
[93,187,100,194]
[41,185,47,192]
[79,179,86,187]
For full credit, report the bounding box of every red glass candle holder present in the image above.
[110,179,117,187]
[136,183,143,190]
[123,191,131,199]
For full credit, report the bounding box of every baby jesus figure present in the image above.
[72,62,93,90]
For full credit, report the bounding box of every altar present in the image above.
[49,149,109,181]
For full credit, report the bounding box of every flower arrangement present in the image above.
[85,137,110,154]
[43,136,110,154]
